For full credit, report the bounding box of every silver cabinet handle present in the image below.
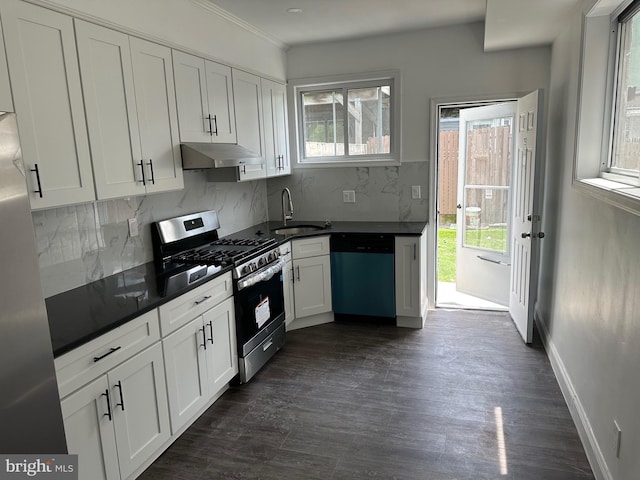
[194,295,211,305]
[30,164,43,198]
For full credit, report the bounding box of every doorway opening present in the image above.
[435,102,512,310]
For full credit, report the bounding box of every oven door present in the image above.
[234,259,285,357]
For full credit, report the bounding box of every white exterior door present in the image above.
[509,90,544,343]
[456,102,516,306]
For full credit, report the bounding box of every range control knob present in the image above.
[257,256,267,267]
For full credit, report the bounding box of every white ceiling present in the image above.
[204,0,582,50]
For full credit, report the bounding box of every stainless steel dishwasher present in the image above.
[330,233,395,321]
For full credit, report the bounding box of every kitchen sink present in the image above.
[271,225,325,236]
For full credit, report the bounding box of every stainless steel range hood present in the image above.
[181,143,264,169]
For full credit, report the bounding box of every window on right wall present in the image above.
[610,0,640,183]
[573,0,640,215]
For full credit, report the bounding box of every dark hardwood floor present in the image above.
[138,309,595,480]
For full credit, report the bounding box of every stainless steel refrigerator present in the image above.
[0,111,67,453]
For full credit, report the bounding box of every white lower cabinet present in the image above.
[290,236,332,322]
[395,232,428,328]
[61,376,120,480]
[163,296,237,434]
[280,243,295,326]
[61,343,170,480]
[109,343,170,479]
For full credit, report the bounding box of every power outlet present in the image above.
[614,420,622,458]
[128,217,139,237]
[412,185,421,199]
[343,190,356,203]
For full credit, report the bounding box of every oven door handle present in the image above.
[237,258,286,291]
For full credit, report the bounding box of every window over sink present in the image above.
[290,71,401,167]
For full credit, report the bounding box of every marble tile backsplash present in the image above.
[33,171,268,298]
[266,163,428,223]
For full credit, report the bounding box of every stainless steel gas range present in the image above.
[151,210,286,383]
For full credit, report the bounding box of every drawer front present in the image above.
[279,241,292,262]
[55,309,160,398]
[292,235,330,260]
[158,272,233,337]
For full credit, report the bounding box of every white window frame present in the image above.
[288,71,401,168]
[574,0,640,216]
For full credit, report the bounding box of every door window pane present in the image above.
[462,115,512,254]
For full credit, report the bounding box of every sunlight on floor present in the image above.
[437,281,507,310]
[494,406,509,475]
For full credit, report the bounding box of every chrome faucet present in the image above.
[281,188,293,226]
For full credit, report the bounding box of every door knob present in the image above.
[456,204,462,209]
[522,232,531,238]
[522,232,545,239]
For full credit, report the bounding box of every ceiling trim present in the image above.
[190,0,288,50]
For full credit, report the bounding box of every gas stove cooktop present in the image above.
[151,211,279,296]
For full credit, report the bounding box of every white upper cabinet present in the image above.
[173,50,236,143]
[262,79,290,177]
[232,69,266,181]
[129,37,183,194]
[0,22,13,112]
[76,21,182,200]
[1,0,95,209]
[75,21,144,199]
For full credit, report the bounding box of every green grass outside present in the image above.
[437,227,508,283]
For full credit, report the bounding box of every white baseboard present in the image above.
[534,304,611,480]
[286,312,334,331]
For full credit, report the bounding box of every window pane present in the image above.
[347,86,391,156]
[302,91,344,157]
[463,187,509,254]
[613,12,640,173]
[464,117,512,187]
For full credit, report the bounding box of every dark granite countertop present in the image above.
[46,220,427,358]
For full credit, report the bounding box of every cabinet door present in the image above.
[205,60,236,143]
[109,343,170,479]
[75,21,145,200]
[130,37,183,194]
[395,236,421,317]
[262,79,290,177]
[2,0,95,209]
[293,255,332,319]
[232,69,266,181]
[202,296,238,395]
[61,376,120,480]
[162,317,209,434]
[172,50,210,143]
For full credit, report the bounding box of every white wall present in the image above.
[538,4,640,479]
[39,0,286,80]
[285,22,550,164]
